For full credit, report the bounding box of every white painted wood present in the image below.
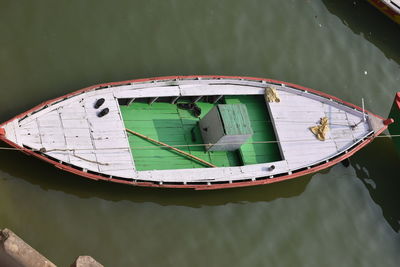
[65,136,93,149]
[95,149,133,162]
[63,128,91,138]
[61,118,90,129]
[90,130,126,140]
[136,160,288,182]
[113,86,180,98]
[16,90,135,175]
[179,84,264,96]
[18,120,42,148]
[69,151,100,172]
[87,120,125,131]
[101,169,135,178]
[18,88,119,126]
[10,77,378,183]
[267,87,371,170]
[93,137,129,149]
[18,93,88,126]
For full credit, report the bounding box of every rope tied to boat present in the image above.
[0,134,400,151]
[265,86,281,103]
[35,147,109,166]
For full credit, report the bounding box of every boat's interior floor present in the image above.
[120,95,282,171]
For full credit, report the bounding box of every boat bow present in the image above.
[0,76,393,189]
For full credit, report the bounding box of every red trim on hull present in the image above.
[384,118,395,125]
[0,75,389,190]
[395,92,400,110]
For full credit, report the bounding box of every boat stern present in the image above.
[0,119,21,148]
[366,111,394,137]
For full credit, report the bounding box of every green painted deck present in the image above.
[217,104,253,135]
[119,96,282,171]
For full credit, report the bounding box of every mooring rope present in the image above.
[0,134,399,152]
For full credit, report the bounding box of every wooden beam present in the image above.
[125,128,216,168]
[213,95,223,104]
[193,96,202,103]
[171,96,179,104]
[149,97,158,105]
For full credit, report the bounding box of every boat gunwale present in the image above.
[0,75,389,190]
[367,0,400,24]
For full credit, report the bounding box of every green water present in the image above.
[0,0,399,266]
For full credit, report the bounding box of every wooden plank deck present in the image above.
[17,91,135,178]
[267,88,372,170]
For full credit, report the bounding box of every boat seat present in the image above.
[224,95,282,165]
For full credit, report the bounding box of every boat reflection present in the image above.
[351,137,400,233]
[322,0,400,64]
[0,148,312,207]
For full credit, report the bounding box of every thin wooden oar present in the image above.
[125,128,216,168]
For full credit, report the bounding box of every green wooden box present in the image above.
[199,104,253,151]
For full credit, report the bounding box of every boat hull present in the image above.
[0,76,389,190]
[367,0,400,24]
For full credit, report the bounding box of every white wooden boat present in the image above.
[0,76,393,190]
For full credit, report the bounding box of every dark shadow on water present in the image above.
[351,136,400,233]
[321,0,400,64]
[0,147,312,208]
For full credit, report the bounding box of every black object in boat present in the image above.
[94,98,105,109]
[269,165,275,171]
[177,103,201,117]
[98,108,109,117]
[191,127,197,142]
